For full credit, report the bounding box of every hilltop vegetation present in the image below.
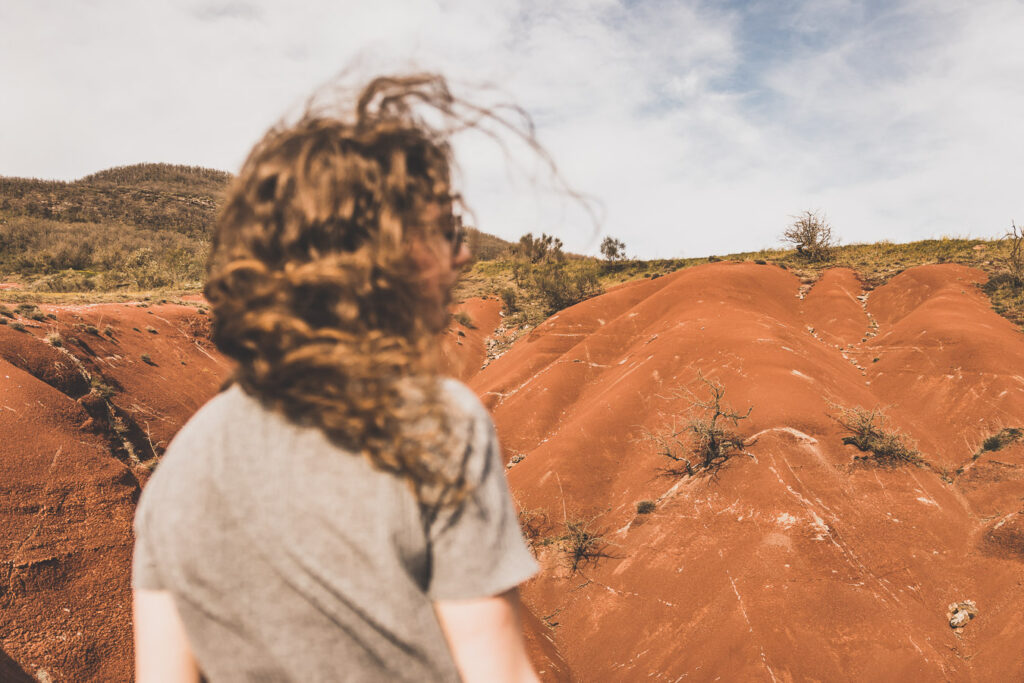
[0,163,228,295]
[0,163,1020,330]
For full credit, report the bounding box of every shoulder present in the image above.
[438,378,490,423]
[135,384,252,524]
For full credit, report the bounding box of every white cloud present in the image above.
[1,0,1021,257]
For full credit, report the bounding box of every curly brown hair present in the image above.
[205,74,483,505]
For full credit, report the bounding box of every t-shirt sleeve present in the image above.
[131,497,167,591]
[426,395,539,600]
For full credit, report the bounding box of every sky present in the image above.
[1,0,1022,258]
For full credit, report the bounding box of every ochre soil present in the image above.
[1,263,1022,681]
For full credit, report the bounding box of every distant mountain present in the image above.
[0,163,231,236]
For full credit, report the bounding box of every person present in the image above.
[131,74,542,682]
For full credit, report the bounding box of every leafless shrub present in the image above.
[556,515,612,574]
[641,372,754,478]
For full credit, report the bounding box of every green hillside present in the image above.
[0,164,1019,333]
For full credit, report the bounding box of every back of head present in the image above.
[205,74,465,503]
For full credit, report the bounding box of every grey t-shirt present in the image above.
[132,378,538,682]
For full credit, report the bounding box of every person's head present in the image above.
[204,74,477,502]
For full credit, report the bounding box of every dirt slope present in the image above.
[2,269,1022,680]
[0,297,497,680]
[473,262,1024,681]
[0,303,229,681]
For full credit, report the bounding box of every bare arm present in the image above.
[133,589,201,683]
[433,588,540,683]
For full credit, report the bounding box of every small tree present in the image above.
[782,210,835,261]
[600,236,626,262]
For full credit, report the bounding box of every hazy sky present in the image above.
[2,0,1022,257]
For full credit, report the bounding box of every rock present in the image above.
[947,600,979,629]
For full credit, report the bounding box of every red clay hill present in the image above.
[2,263,1023,681]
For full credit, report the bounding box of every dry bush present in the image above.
[642,373,754,478]
[782,210,835,261]
[556,515,612,574]
[1004,220,1022,286]
[517,508,553,552]
[831,404,924,467]
[635,500,656,514]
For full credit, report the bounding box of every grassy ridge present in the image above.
[0,163,1020,329]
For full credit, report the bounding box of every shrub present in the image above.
[90,377,116,400]
[146,326,158,334]
[0,317,6,325]
[636,500,656,515]
[782,210,835,261]
[1002,221,1022,286]
[529,260,601,315]
[831,404,923,467]
[499,287,518,314]
[11,321,26,331]
[556,516,611,574]
[85,325,100,336]
[44,332,63,347]
[643,373,754,477]
[103,325,115,337]
[141,353,155,365]
[0,305,13,318]
[980,427,1023,453]
[452,311,474,328]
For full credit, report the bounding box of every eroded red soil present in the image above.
[1,265,1022,681]
[476,263,1024,681]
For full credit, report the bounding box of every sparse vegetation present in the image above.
[782,210,835,262]
[0,305,12,318]
[979,427,1023,454]
[10,321,25,332]
[452,311,475,328]
[831,404,924,467]
[499,286,518,314]
[636,500,656,515]
[529,260,602,316]
[642,373,754,478]
[44,331,63,347]
[89,377,116,400]
[140,353,154,365]
[517,508,553,552]
[556,515,611,574]
[1004,221,1022,286]
[513,232,564,264]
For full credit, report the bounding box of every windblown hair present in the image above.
[205,74,481,505]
